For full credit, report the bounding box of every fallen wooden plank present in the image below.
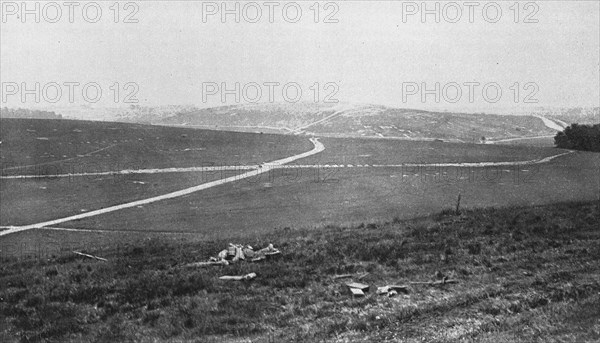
[73,251,107,262]
[346,282,369,292]
[349,288,365,297]
[219,273,257,281]
[376,286,390,295]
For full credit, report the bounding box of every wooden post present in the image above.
[455,192,461,215]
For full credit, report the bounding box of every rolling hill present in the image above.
[154,103,559,143]
[25,103,574,144]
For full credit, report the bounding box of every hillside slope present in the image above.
[1,201,598,342]
[155,103,556,142]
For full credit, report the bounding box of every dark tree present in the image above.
[554,123,600,152]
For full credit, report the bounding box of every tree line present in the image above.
[554,123,600,152]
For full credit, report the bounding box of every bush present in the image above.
[554,123,600,152]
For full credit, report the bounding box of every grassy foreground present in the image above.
[1,201,599,342]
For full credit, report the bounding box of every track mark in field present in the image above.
[164,124,294,133]
[0,138,325,237]
[368,151,574,168]
[0,144,118,171]
[290,110,346,134]
[1,165,258,179]
[0,150,573,179]
[486,135,555,144]
[0,226,202,235]
[0,226,203,235]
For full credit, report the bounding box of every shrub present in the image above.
[554,123,600,152]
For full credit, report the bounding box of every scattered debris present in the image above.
[349,288,365,297]
[217,243,247,262]
[376,286,389,295]
[376,285,408,296]
[346,282,370,293]
[219,273,257,281]
[186,243,281,268]
[73,251,107,262]
[251,255,267,262]
[357,272,370,280]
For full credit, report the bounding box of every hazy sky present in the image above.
[1,1,599,111]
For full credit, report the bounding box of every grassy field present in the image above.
[0,118,311,226]
[296,136,563,165]
[0,119,575,227]
[1,201,598,342]
[0,118,311,174]
[1,119,597,254]
[52,149,598,236]
[0,171,248,226]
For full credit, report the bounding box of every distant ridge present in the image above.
[0,107,62,120]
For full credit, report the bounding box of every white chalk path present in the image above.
[14,226,201,234]
[1,151,574,179]
[533,115,566,131]
[291,110,346,134]
[0,138,325,237]
[553,118,569,128]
